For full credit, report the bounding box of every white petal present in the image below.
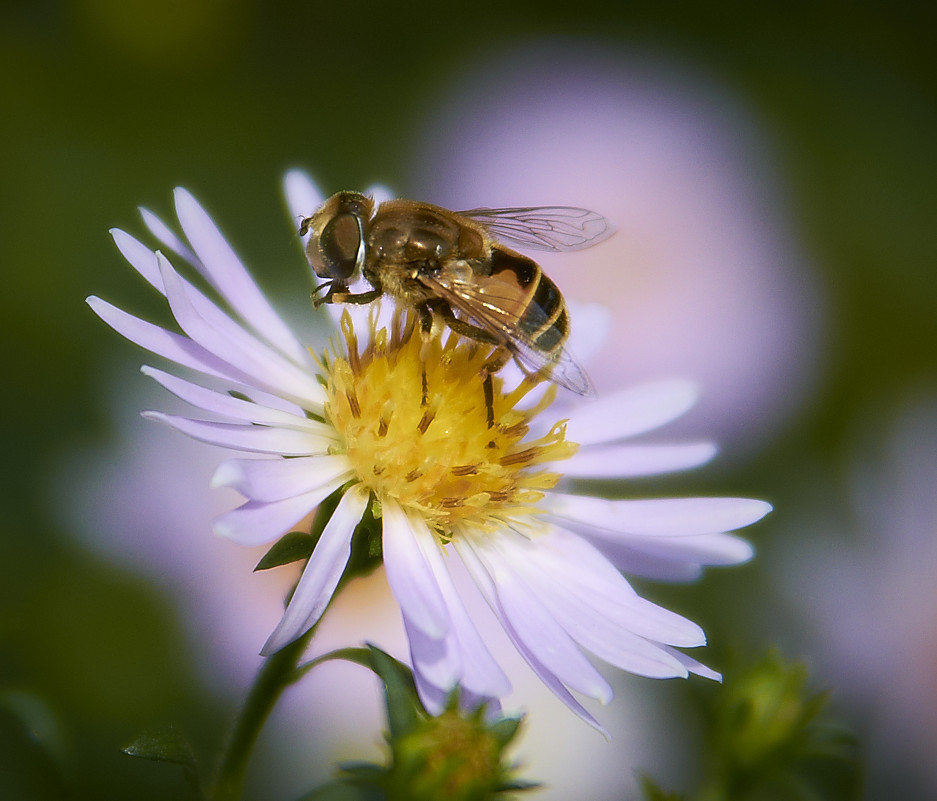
[157,254,325,407]
[473,537,613,703]
[173,187,310,365]
[261,485,368,654]
[142,412,331,455]
[141,366,328,431]
[561,442,718,478]
[547,493,772,537]
[381,501,449,638]
[212,455,353,502]
[88,296,247,382]
[565,379,699,446]
[139,207,199,266]
[213,477,349,545]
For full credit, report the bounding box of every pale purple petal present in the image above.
[616,531,755,566]
[213,477,349,545]
[561,442,718,478]
[88,296,250,383]
[173,187,310,365]
[212,455,353,503]
[413,671,504,719]
[261,485,368,654]
[142,412,331,455]
[139,207,199,266]
[381,500,449,638]
[523,575,690,678]
[110,228,164,291]
[404,616,461,699]
[453,538,607,733]
[156,254,326,407]
[110,233,318,396]
[405,535,510,701]
[506,527,705,647]
[547,493,772,537]
[141,366,324,430]
[564,379,699,446]
[661,646,722,682]
[471,536,613,703]
[592,549,705,582]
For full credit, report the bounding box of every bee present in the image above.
[300,191,614,414]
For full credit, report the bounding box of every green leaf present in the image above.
[254,531,318,571]
[487,716,522,747]
[122,726,203,797]
[122,725,197,768]
[366,644,423,739]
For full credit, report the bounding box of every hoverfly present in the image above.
[300,192,614,418]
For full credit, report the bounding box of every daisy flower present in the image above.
[87,171,770,730]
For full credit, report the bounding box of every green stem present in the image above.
[210,626,315,801]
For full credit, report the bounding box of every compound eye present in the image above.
[319,212,363,280]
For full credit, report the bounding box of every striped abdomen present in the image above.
[486,247,570,357]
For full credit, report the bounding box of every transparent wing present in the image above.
[420,272,595,396]
[459,205,614,253]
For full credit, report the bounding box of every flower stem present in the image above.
[210,626,315,801]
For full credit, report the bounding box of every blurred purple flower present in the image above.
[409,41,825,455]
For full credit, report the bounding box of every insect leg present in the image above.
[480,348,511,429]
[317,286,383,307]
[427,302,510,429]
[416,303,435,406]
[311,280,333,307]
[432,305,500,347]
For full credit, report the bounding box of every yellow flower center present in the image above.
[322,309,577,537]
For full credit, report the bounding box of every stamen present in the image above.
[418,407,435,434]
[500,448,536,466]
[345,389,361,419]
[341,313,360,375]
[499,422,529,439]
[451,465,479,477]
[378,398,394,437]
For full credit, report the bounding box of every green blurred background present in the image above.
[2,2,936,799]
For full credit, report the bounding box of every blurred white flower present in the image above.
[408,40,825,455]
[86,172,769,734]
[780,391,937,794]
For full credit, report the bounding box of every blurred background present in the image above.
[2,2,936,799]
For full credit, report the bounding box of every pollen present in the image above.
[321,309,578,536]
